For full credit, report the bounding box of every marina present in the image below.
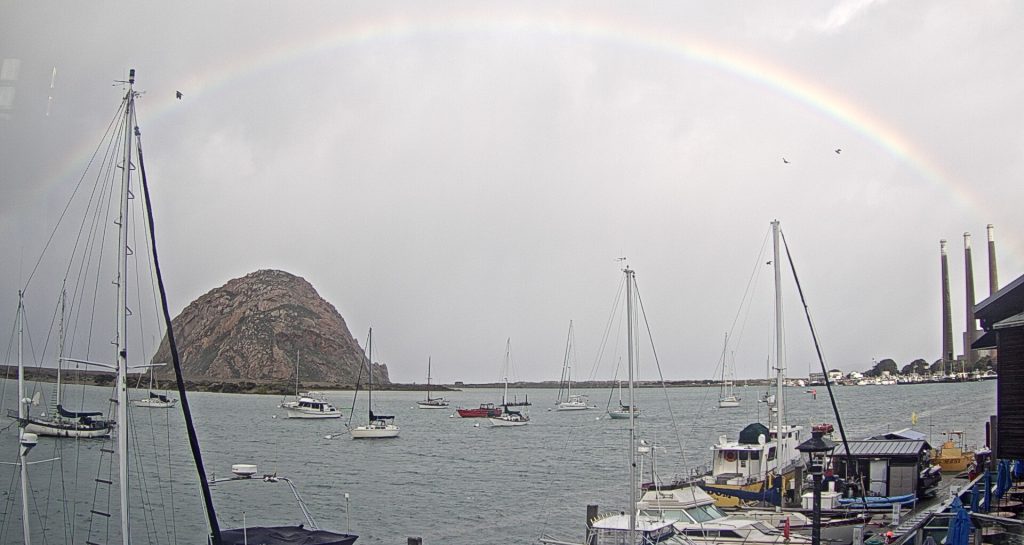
[0,379,997,544]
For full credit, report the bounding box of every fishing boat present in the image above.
[456,403,503,418]
[350,328,399,439]
[417,357,449,409]
[931,430,976,473]
[279,351,341,419]
[717,333,740,409]
[489,340,531,426]
[8,291,115,438]
[6,70,356,545]
[699,221,803,508]
[555,320,592,411]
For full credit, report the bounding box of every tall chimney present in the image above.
[964,233,976,367]
[941,240,954,368]
[988,224,998,296]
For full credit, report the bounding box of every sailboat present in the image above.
[488,338,531,427]
[607,379,641,419]
[131,367,178,408]
[698,221,804,508]
[717,333,741,409]
[350,328,400,438]
[7,69,356,545]
[279,350,341,419]
[12,291,115,438]
[417,357,450,409]
[544,265,683,545]
[555,320,592,411]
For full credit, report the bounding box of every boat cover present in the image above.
[369,410,394,421]
[57,405,103,419]
[220,526,358,545]
[149,392,171,402]
[700,481,782,505]
[738,423,770,444]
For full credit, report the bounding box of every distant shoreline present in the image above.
[2,364,782,394]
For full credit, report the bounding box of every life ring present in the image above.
[724,450,737,462]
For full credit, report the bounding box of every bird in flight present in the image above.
[834,148,841,154]
[782,158,790,164]
[175,91,183,100]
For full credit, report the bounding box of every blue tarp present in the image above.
[996,460,1012,499]
[983,470,993,512]
[970,481,979,512]
[1014,459,1024,480]
[946,497,971,545]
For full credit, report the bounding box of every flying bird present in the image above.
[834,148,841,154]
[782,158,790,164]
[175,91,183,100]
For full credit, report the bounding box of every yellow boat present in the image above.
[931,430,975,473]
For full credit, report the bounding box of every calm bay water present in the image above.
[0,379,996,545]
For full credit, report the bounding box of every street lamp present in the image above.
[797,427,837,545]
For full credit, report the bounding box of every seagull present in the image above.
[175,91,183,100]
[834,148,841,154]
[782,158,790,164]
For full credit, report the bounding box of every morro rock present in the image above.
[152,269,388,385]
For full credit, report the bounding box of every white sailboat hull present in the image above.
[417,401,450,409]
[556,402,591,411]
[488,416,529,427]
[608,407,641,419]
[24,417,112,438]
[130,397,178,408]
[718,396,740,408]
[350,424,400,438]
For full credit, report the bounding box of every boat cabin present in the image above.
[707,423,803,486]
[831,438,940,499]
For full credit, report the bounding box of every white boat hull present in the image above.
[417,402,450,409]
[488,416,529,427]
[608,408,641,419]
[24,418,112,438]
[350,425,400,438]
[718,397,740,408]
[556,402,591,411]
[282,407,342,419]
[131,398,178,408]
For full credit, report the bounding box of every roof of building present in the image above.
[832,439,928,457]
[868,428,929,442]
[975,273,1024,331]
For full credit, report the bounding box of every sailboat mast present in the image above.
[17,293,32,545]
[295,349,300,396]
[426,356,431,401]
[367,328,373,420]
[114,69,136,545]
[57,288,65,407]
[771,220,786,470]
[625,266,637,541]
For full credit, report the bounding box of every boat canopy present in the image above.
[220,525,358,545]
[738,423,770,445]
[149,392,171,402]
[369,411,394,421]
[57,405,103,419]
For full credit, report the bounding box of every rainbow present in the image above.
[54,10,984,220]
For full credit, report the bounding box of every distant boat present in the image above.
[131,363,178,409]
[931,430,977,473]
[554,320,592,411]
[350,328,400,439]
[279,350,341,419]
[718,332,741,409]
[488,339,530,427]
[11,290,114,438]
[456,403,503,418]
[417,357,449,409]
[607,379,640,419]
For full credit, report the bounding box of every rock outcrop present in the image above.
[152,270,388,385]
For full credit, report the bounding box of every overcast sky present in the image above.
[2,1,1022,384]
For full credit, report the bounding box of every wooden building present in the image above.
[831,439,940,499]
[973,273,1024,459]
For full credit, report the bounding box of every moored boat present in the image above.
[456,403,503,418]
[417,357,449,409]
[350,328,399,439]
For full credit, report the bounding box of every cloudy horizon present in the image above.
[2,1,1022,384]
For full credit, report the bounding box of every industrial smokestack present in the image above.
[964,233,976,367]
[941,240,954,367]
[988,224,998,296]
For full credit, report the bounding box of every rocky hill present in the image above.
[152,270,388,386]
